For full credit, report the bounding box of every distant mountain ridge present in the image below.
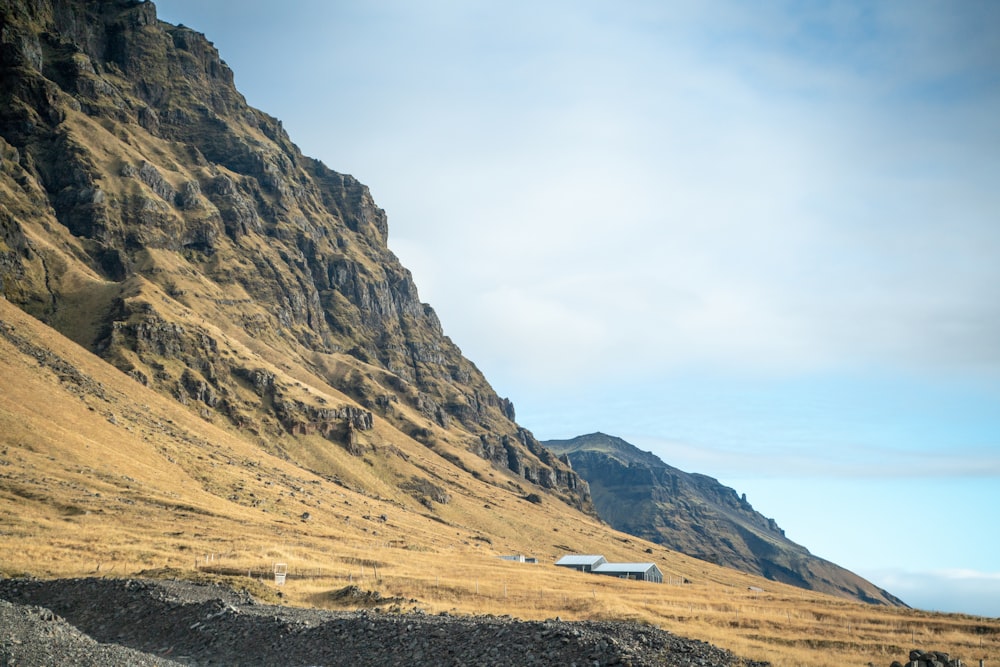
[545,433,905,606]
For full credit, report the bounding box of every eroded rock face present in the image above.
[0,0,588,507]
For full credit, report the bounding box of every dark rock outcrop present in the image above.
[0,0,588,508]
[0,577,770,667]
[888,648,968,667]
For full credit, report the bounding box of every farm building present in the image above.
[554,554,607,573]
[499,555,538,563]
[593,562,663,583]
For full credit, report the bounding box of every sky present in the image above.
[154,1,1000,618]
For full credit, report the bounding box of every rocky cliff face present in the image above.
[545,433,905,606]
[0,0,589,509]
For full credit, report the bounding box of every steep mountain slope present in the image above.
[0,294,615,579]
[4,308,996,667]
[0,0,586,510]
[544,433,905,606]
[0,0,906,617]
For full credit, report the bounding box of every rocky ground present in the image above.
[0,577,770,666]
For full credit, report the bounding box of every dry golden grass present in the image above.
[2,297,998,667]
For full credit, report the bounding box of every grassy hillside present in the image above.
[2,298,999,667]
[1,2,997,665]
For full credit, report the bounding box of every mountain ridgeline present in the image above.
[544,433,904,605]
[0,0,587,509]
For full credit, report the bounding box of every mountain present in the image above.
[0,0,904,617]
[544,433,904,605]
[0,0,588,512]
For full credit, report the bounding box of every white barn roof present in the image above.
[555,555,606,566]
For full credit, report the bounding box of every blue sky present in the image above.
[154,1,1000,617]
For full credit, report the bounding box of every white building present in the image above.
[554,554,607,573]
[592,562,663,583]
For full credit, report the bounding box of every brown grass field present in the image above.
[2,298,998,667]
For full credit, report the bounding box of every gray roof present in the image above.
[593,562,661,573]
[555,555,607,566]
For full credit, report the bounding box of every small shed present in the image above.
[592,562,663,584]
[499,555,530,563]
[554,554,607,573]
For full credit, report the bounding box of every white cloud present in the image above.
[862,568,1000,618]
[155,0,1000,458]
[350,1,1000,389]
[638,436,1000,480]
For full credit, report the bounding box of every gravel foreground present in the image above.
[0,577,770,666]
